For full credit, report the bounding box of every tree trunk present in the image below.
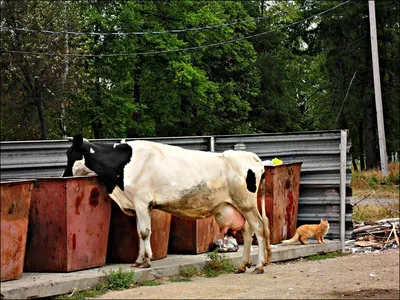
[36,92,48,140]
[358,119,365,170]
[60,1,69,138]
[363,71,378,169]
[133,59,142,122]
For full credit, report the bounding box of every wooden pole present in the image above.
[368,0,388,177]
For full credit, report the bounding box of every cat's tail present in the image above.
[281,232,299,245]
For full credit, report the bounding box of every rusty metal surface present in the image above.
[261,162,302,244]
[168,216,224,254]
[107,202,171,263]
[24,176,111,272]
[1,180,33,281]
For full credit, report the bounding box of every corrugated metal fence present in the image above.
[0,130,353,240]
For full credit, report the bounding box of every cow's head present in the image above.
[62,134,94,177]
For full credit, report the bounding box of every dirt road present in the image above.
[96,249,399,299]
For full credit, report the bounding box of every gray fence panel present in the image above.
[214,130,353,240]
[1,130,353,239]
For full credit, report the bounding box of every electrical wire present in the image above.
[0,1,351,58]
[0,1,323,36]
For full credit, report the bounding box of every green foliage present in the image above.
[1,0,398,155]
[138,280,162,287]
[180,265,201,278]
[107,266,135,290]
[53,284,108,299]
[203,249,237,277]
[307,251,346,261]
[368,174,380,186]
[169,276,193,282]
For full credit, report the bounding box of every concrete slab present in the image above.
[0,240,340,299]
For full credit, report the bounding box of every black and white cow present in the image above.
[63,134,271,274]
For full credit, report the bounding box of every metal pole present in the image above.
[340,130,347,252]
[209,136,215,152]
[368,0,388,177]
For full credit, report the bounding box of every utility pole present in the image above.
[368,0,388,177]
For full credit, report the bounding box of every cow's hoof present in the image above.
[131,262,141,268]
[234,268,246,274]
[137,262,151,268]
[251,268,264,274]
[246,263,252,269]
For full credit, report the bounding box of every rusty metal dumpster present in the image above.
[24,176,111,272]
[168,216,224,254]
[1,180,34,281]
[236,162,302,244]
[107,201,171,263]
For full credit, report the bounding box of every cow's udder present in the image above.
[214,203,245,235]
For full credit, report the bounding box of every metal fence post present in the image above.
[209,136,215,152]
[340,130,348,252]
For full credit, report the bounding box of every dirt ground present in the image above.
[95,249,399,299]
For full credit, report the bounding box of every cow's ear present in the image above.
[73,134,83,147]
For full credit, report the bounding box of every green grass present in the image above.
[203,249,237,278]
[54,284,108,299]
[307,251,347,261]
[352,201,399,223]
[179,265,201,278]
[169,276,193,282]
[108,266,135,290]
[53,266,135,299]
[138,280,163,286]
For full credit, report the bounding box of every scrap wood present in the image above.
[353,225,382,234]
[354,240,379,247]
[392,225,399,246]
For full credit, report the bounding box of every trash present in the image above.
[350,218,399,252]
[215,236,239,252]
[262,158,283,166]
[272,158,283,165]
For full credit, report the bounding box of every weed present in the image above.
[138,280,162,286]
[180,265,201,278]
[352,201,399,223]
[307,251,346,261]
[203,249,236,277]
[169,276,193,282]
[53,284,108,299]
[108,266,135,290]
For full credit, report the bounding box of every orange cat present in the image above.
[282,220,330,245]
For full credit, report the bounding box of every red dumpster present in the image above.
[168,216,224,254]
[24,176,111,272]
[107,201,171,263]
[235,162,302,244]
[1,180,34,281]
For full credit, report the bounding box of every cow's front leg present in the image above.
[235,221,253,273]
[131,205,152,268]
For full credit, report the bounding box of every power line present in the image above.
[0,1,351,58]
[0,1,323,37]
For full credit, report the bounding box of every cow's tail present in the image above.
[282,232,299,245]
[260,172,272,265]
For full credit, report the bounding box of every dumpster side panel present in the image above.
[263,163,302,244]
[168,216,197,254]
[24,181,68,272]
[195,217,224,253]
[107,202,171,263]
[168,216,223,254]
[1,181,32,281]
[66,177,111,271]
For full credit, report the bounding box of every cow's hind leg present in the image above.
[131,204,152,268]
[240,209,268,274]
[235,221,253,273]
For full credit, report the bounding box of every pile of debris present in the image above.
[346,218,399,253]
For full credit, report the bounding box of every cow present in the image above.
[62,134,271,274]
